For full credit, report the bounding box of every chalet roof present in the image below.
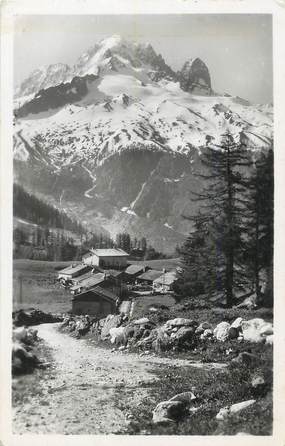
[124,264,146,276]
[70,272,106,291]
[107,269,123,278]
[72,286,118,303]
[58,263,88,276]
[72,271,94,283]
[137,269,163,282]
[92,286,118,302]
[153,271,177,285]
[90,248,129,257]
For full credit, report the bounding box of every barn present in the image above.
[82,248,129,269]
[122,264,148,283]
[137,269,164,285]
[70,272,107,295]
[57,264,90,281]
[152,271,177,293]
[72,287,118,317]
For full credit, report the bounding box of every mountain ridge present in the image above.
[13,35,273,252]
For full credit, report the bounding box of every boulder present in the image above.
[236,295,257,309]
[228,327,239,339]
[100,314,122,340]
[133,317,150,325]
[259,323,273,337]
[153,328,172,352]
[165,318,197,328]
[213,322,231,342]
[200,329,213,340]
[241,318,266,343]
[216,399,256,421]
[109,327,126,345]
[13,327,28,343]
[196,322,212,334]
[251,375,266,397]
[13,308,63,326]
[12,342,38,374]
[26,328,38,343]
[231,317,243,329]
[172,327,196,348]
[266,335,273,345]
[75,318,90,336]
[152,400,187,425]
[61,316,72,328]
[169,391,197,404]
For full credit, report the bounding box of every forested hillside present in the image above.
[13,183,85,234]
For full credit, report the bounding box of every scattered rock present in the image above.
[213,322,231,342]
[13,327,28,343]
[196,322,212,334]
[133,317,150,325]
[241,318,266,343]
[230,317,243,329]
[259,323,273,337]
[231,351,258,366]
[12,342,38,375]
[251,374,267,397]
[152,400,186,425]
[266,335,273,345]
[100,314,122,340]
[118,345,126,351]
[228,327,239,339]
[216,399,256,420]
[169,391,197,404]
[165,318,198,328]
[200,329,213,340]
[109,327,126,345]
[236,295,257,310]
[13,308,62,327]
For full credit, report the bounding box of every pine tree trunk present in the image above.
[254,210,261,303]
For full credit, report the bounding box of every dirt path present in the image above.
[13,323,225,434]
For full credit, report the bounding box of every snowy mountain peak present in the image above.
[15,63,71,98]
[15,35,177,100]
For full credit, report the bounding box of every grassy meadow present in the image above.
[13,259,76,313]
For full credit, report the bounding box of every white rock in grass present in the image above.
[213,322,231,342]
[230,317,243,329]
[13,327,28,343]
[259,323,273,337]
[165,318,196,327]
[169,391,197,404]
[216,399,256,421]
[241,318,266,343]
[265,334,273,345]
[133,317,150,325]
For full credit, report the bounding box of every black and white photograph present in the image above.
[1,2,283,440]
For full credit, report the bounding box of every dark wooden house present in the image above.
[72,286,118,317]
[136,269,163,285]
[122,264,149,283]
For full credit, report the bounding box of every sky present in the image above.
[14,14,273,104]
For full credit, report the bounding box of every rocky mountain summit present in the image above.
[179,58,212,95]
[13,35,273,252]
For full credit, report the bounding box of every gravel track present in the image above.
[13,323,225,434]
